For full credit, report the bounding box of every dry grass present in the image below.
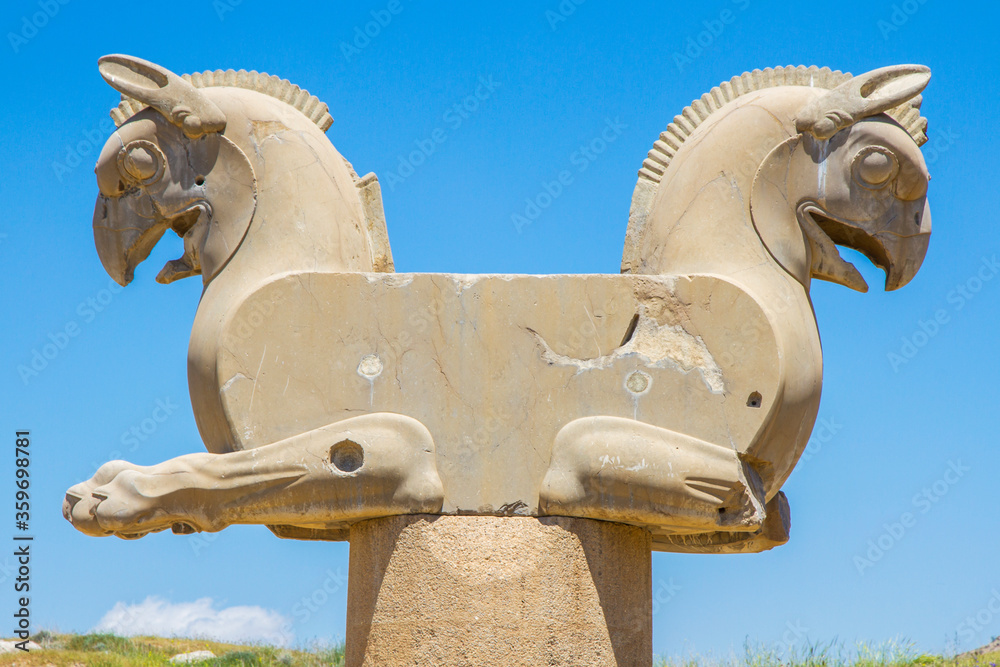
[656,639,1000,667]
[0,632,344,666]
[2,633,996,666]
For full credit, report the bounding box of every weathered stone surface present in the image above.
[64,57,933,557]
[62,54,937,666]
[206,271,780,531]
[346,515,651,667]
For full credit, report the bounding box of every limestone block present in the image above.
[211,272,779,523]
[65,56,934,556]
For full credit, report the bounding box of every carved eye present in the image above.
[852,146,899,189]
[117,140,165,187]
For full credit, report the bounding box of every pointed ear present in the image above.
[796,64,930,140]
[98,54,226,138]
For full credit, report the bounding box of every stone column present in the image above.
[345,514,652,666]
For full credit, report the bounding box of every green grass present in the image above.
[656,638,999,667]
[3,632,996,667]
[0,632,345,666]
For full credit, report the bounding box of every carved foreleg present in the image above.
[63,413,444,539]
[539,416,766,533]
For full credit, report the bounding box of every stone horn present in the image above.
[98,54,227,138]
[796,64,931,140]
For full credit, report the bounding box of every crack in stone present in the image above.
[528,306,724,394]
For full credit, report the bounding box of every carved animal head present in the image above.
[753,65,932,292]
[93,55,259,286]
[624,64,932,295]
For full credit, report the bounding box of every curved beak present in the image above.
[93,194,170,286]
[878,198,931,291]
[801,196,931,294]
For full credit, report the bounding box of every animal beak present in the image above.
[879,198,931,291]
[93,194,170,286]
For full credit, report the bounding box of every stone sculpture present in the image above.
[63,55,932,664]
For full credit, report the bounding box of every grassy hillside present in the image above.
[0,632,344,666]
[663,640,999,667]
[1,632,996,666]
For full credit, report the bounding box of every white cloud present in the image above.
[94,597,293,646]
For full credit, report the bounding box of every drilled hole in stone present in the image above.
[195,175,206,186]
[330,439,364,473]
[747,391,762,408]
[626,371,650,394]
[357,354,383,378]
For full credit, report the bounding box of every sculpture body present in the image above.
[64,56,933,660]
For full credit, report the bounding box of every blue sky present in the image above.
[2,0,998,658]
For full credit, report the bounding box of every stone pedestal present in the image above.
[346,514,652,666]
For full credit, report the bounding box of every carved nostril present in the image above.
[330,440,364,473]
[195,176,205,186]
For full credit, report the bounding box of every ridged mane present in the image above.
[109,69,334,132]
[622,65,929,274]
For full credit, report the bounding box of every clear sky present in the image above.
[2,0,998,659]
